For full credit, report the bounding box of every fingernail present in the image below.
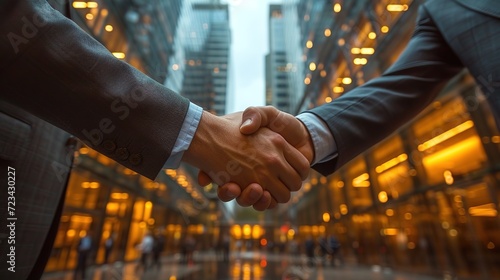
[241,118,252,128]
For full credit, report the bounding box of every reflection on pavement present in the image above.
[42,251,444,280]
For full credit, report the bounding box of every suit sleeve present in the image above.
[308,4,464,176]
[0,0,190,179]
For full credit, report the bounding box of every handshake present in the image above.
[182,106,315,211]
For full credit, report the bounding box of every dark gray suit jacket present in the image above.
[0,0,190,179]
[0,0,190,279]
[309,0,500,175]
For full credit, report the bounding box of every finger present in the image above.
[217,183,241,202]
[258,166,291,204]
[267,198,278,209]
[252,191,272,211]
[240,106,279,134]
[241,107,308,151]
[265,133,306,192]
[270,111,308,147]
[197,171,213,186]
[265,178,292,203]
[255,132,295,202]
[236,183,265,207]
[283,141,310,182]
[264,192,278,209]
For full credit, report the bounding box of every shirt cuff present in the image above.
[296,112,338,165]
[163,102,203,169]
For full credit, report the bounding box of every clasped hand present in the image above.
[184,106,314,211]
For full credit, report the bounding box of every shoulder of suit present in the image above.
[452,0,500,19]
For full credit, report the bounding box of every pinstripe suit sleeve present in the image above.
[307,4,464,176]
[0,0,190,179]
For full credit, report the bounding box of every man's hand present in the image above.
[183,110,309,205]
[239,106,314,163]
[198,106,315,210]
[219,106,314,209]
[198,173,278,210]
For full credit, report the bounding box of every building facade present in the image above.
[44,0,231,272]
[279,0,500,279]
[169,1,231,116]
[265,5,293,113]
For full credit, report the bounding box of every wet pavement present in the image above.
[41,251,444,280]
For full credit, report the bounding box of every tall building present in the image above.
[265,5,292,113]
[44,0,229,272]
[169,1,231,116]
[279,0,500,279]
[72,0,185,83]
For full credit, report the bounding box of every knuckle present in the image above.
[269,133,285,146]
[268,155,281,165]
[245,106,257,112]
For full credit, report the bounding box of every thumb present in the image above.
[240,106,279,134]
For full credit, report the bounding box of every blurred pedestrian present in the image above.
[304,236,315,267]
[152,231,165,269]
[327,235,341,266]
[184,235,196,264]
[74,231,92,280]
[103,234,114,265]
[136,231,154,272]
[289,239,299,255]
[318,236,329,265]
[222,233,231,262]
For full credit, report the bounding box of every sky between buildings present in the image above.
[224,0,281,113]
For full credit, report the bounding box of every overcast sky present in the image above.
[223,0,281,113]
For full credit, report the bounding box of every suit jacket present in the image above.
[0,0,190,180]
[0,103,73,280]
[0,0,189,279]
[309,0,500,175]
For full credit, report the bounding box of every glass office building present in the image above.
[280,0,500,278]
[169,1,231,116]
[43,0,232,272]
[266,5,293,113]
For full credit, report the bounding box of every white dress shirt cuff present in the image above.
[296,112,338,165]
[163,102,203,169]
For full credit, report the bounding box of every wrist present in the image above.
[183,111,240,186]
[183,111,217,169]
[297,118,315,164]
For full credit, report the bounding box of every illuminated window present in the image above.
[413,97,486,185]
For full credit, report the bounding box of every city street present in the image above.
[42,251,446,280]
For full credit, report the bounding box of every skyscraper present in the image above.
[167,1,231,116]
[265,5,293,113]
